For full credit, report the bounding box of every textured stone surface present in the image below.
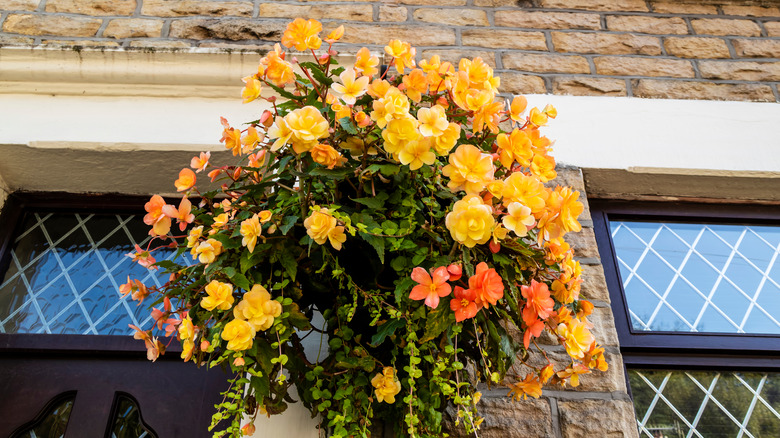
[258,3,374,22]
[552,32,662,55]
[553,77,626,96]
[3,14,102,37]
[461,29,547,50]
[503,52,591,74]
[104,19,164,39]
[664,37,731,59]
[397,0,466,5]
[142,0,253,17]
[169,19,285,41]
[45,0,137,16]
[691,19,762,37]
[588,306,620,347]
[732,39,780,58]
[421,49,496,67]
[580,263,611,302]
[558,399,640,438]
[765,22,780,37]
[41,39,120,47]
[0,35,35,44]
[337,24,456,46]
[498,72,547,95]
[633,79,775,101]
[378,5,408,22]
[606,15,688,35]
[2,0,40,11]
[444,397,554,438]
[721,5,780,18]
[594,56,695,78]
[129,40,191,48]
[473,0,523,6]
[494,10,600,30]
[569,226,599,259]
[699,60,780,81]
[540,0,647,12]
[198,42,272,51]
[413,8,489,27]
[650,1,717,15]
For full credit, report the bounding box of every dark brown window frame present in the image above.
[0,191,180,356]
[591,199,780,370]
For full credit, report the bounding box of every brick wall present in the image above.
[1,0,779,102]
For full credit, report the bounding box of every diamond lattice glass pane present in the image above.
[0,211,175,335]
[629,370,780,438]
[609,220,780,334]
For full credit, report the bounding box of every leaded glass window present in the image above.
[0,211,187,335]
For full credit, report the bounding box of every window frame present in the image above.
[0,191,177,355]
[591,199,780,370]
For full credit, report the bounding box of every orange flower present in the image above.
[263,45,295,87]
[409,266,452,309]
[401,68,428,102]
[384,39,415,74]
[220,117,243,156]
[371,367,402,404]
[126,244,156,269]
[557,318,594,360]
[530,153,557,182]
[174,168,196,192]
[367,78,391,99]
[508,374,542,401]
[241,75,262,104]
[472,96,503,134]
[528,107,548,127]
[310,143,347,169]
[201,280,235,312]
[450,286,478,322]
[442,144,494,195]
[325,25,344,43]
[162,197,195,231]
[241,126,263,154]
[281,18,322,51]
[521,280,555,321]
[221,318,255,351]
[190,151,210,173]
[355,47,380,77]
[496,128,532,169]
[469,262,504,308]
[556,363,590,387]
[508,96,527,123]
[233,284,282,331]
[120,277,150,304]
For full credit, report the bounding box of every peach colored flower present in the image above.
[193,238,223,264]
[325,25,344,43]
[126,244,156,269]
[508,374,542,401]
[221,318,255,351]
[201,280,234,312]
[556,318,595,360]
[233,284,282,331]
[304,207,346,250]
[442,144,494,195]
[174,168,196,192]
[285,105,329,144]
[241,75,262,104]
[502,202,535,237]
[468,262,504,308]
[502,172,548,215]
[402,68,428,103]
[384,40,415,74]
[445,195,495,248]
[162,197,195,231]
[355,47,380,77]
[409,266,451,309]
[496,128,532,169]
[310,143,347,169]
[432,122,461,156]
[281,18,322,51]
[508,95,527,123]
[190,151,211,173]
[417,105,448,138]
[398,138,435,171]
[381,115,420,156]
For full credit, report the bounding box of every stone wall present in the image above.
[1,0,779,102]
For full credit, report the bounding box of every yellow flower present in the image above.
[325,25,344,43]
[384,40,415,74]
[327,226,347,251]
[442,144,494,195]
[285,106,329,143]
[509,95,527,123]
[496,128,532,169]
[221,318,255,351]
[233,284,282,331]
[371,367,402,404]
[340,136,378,157]
[201,280,235,311]
[381,116,420,156]
[179,316,195,341]
[240,214,262,253]
[502,202,535,237]
[212,213,229,230]
[181,338,195,361]
[331,69,370,105]
[193,238,223,264]
[556,318,594,360]
[371,88,410,128]
[281,18,322,51]
[267,117,293,152]
[502,172,548,215]
[241,75,262,104]
[432,122,461,156]
[304,208,346,250]
[530,153,557,182]
[417,105,448,137]
[445,195,495,248]
[529,107,548,127]
[259,210,273,223]
[263,45,295,87]
[355,47,379,77]
[401,68,428,102]
[310,143,346,169]
[186,225,204,249]
[398,138,436,171]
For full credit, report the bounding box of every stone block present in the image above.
[337,24,456,46]
[461,29,547,50]
[397,0,466,5]
[413,8,489,27]
[650,1,717,15]
[379,5,407,22]
[733,39,780,58]
[663,37,731,59]
[503,52,590,74]
[41,39,120,47]
[421,49,496,67]
[494,10,600,30]
[633,79,775,102]
[104,18,164,39]
[691,19,762,37]
[553,77,627,96]
[539,0,647,12]
[606,15,688,35]
[199,42,273,51]
[129,40,192,48]
[568,226,599,259]
[552,31,662,55]
[498,72,547,95]
[444,397,554,438]
[588,306,620,347]
[699,60,780,81]
[3,14,102,37]
[258,3,374,22]
[0,35,35,44]
[142,0,253,17]
[594,56,695,78]
[45,0,136,16]
[721,5,780,18]
[473,0,522,5]
[169,19,285,41]
[558,399,640,438]
[766,22,780,37]
[2,0,41,11]
[580,263,611,302]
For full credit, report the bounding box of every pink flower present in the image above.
[162,197,195,231]
[409,266,452,309]
[190,151,211,172]
[126,245,157,270]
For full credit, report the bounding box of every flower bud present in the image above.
[233,357,246,367]
[241,423,256,436]
[447,263,462,281]
[200,340,211,351]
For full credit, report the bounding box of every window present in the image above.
[592,200,780,438]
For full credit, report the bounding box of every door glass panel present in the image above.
[609,221,780,334]
[11,393,75,438]
[0,212,188,335]
[109,394,158,438]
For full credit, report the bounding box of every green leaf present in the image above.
[308,167,354,178]
[278,248,298,281]
[370,319,405,347]
[420,304,455,343]
[210,232,242,249]
[300,62,333,86]
[351,192,389,210]
[358,232,384,264]
[229,271,251,291]
[394,276,416,304]
[287,302,311,330]
[280,215,298,235]
[152,259,179,271]
[367,163,400,176]
[338,117,358,135]
[250,375,271,399]
[267,81,305,101]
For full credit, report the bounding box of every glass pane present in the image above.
[629,369,780,438]
[109,395,158,438]
[610,220,780,334]
[12,394,74,438]
[0,211,184,335]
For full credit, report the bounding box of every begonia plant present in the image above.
[124,18,607,438]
